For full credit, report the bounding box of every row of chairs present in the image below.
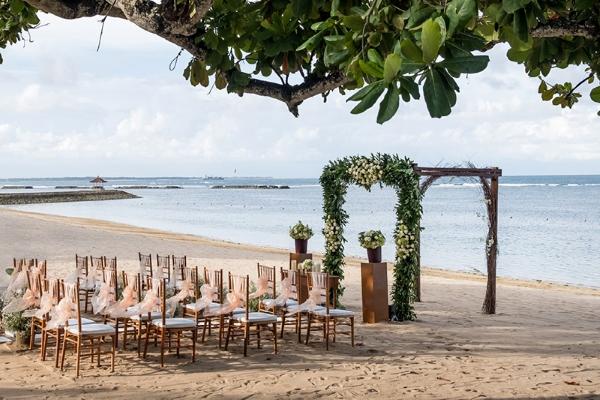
[12,255,355,377]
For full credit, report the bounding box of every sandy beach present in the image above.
[1,207,600,399]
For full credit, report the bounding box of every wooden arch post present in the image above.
[413,166,502,314]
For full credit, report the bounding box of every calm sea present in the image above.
[2,176,600,288]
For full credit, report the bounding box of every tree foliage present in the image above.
[1,0,599,121]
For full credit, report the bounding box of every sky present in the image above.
[0,14,599,178]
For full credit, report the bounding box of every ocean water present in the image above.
[2,175,600,287]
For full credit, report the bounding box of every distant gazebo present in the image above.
[90,176,107,189]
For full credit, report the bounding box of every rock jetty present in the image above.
[210,185,290,189]
[0,190,139,205]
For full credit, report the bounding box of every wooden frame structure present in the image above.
[413,165,502,314]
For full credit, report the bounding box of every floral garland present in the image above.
[320,154,423,321]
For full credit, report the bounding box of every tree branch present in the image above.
[243,71,350,116]
[530,20,597,40]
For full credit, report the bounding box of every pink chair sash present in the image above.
[287,272,325,315]
[207,276,245,316]
[249,275,269,299]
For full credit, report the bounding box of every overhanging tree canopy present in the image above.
[1,0,599,122]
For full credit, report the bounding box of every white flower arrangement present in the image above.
[358,230,386,249]
[348,157,383,187]
[395,221,416,260]
[298,260,321,272]
[323,216,342,251]
[289,221,314,240]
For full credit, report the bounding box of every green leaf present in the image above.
[189,60,209,87]
[423,68,453,118]
[297,31,325,51]
[377,85,400,124]
[446,0,476,38]
[421,18,444,63]
[502,0,531,14]
[367,49,384,66]
[439,55,489,74]
[400,39,423,63]
[358,60,384,78]
[330,0,340,16]
[392,14,405,30]
[343,15,364,31]
[215,73,227,89]
[348,81,383,102]
[383,54,402,83]
[590,86,600,103]
[350,81,386,114]
[513,9,529,42]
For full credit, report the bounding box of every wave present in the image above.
[432,182,600,188]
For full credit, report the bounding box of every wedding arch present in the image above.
[320,154,422,321]
[320,155,501,321]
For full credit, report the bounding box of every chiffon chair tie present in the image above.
[165,279,195,317]
[287,272,325,315]
[30,291,55,319]
[249,275,269,299]
[2,287,38,314]
[186,284,217,312]
[127,278,161,316]
[106,279,139,318]
[46,283,76,329]
[208,276,245,316]
[262,277,291,309]
[3,267,28,301]
[91,277,115,315]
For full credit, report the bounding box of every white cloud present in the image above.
[0,15,599,177]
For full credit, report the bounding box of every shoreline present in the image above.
[1,206,598,298]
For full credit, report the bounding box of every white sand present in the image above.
[1,207,599,399]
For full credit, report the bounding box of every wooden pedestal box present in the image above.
[360,262,389,323]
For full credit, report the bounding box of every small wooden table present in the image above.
[360,262,389,323]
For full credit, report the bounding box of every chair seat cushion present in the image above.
[232,312,278,323]
[130,311,162,321]
[151,318,196,328]
[67,323,115,336]
[261,298,300,309]
[69,318,95,325]
[313,308,354,317]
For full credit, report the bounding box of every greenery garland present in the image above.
[320,154,422,321]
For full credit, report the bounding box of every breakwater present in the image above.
[210,185,290,189]
[0,190,139,205]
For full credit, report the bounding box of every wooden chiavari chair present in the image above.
[200,267,230,345]
[59,281,116,377]
[40,278,65,367]
[27,271,45,350]
[257,264,277,313]
[128,274,162,357]
[304,272,354,350]
[183,266,226,346]
[138,252,153,277]
[279,268,302,340]
[13,258,37,271]
[76,254,94,313]
[143,278,197,367]
[224,273,278,357]
[113,272,142,351]
[156,255,171,283]
[40,279,94,367]
[171,255,187,289]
